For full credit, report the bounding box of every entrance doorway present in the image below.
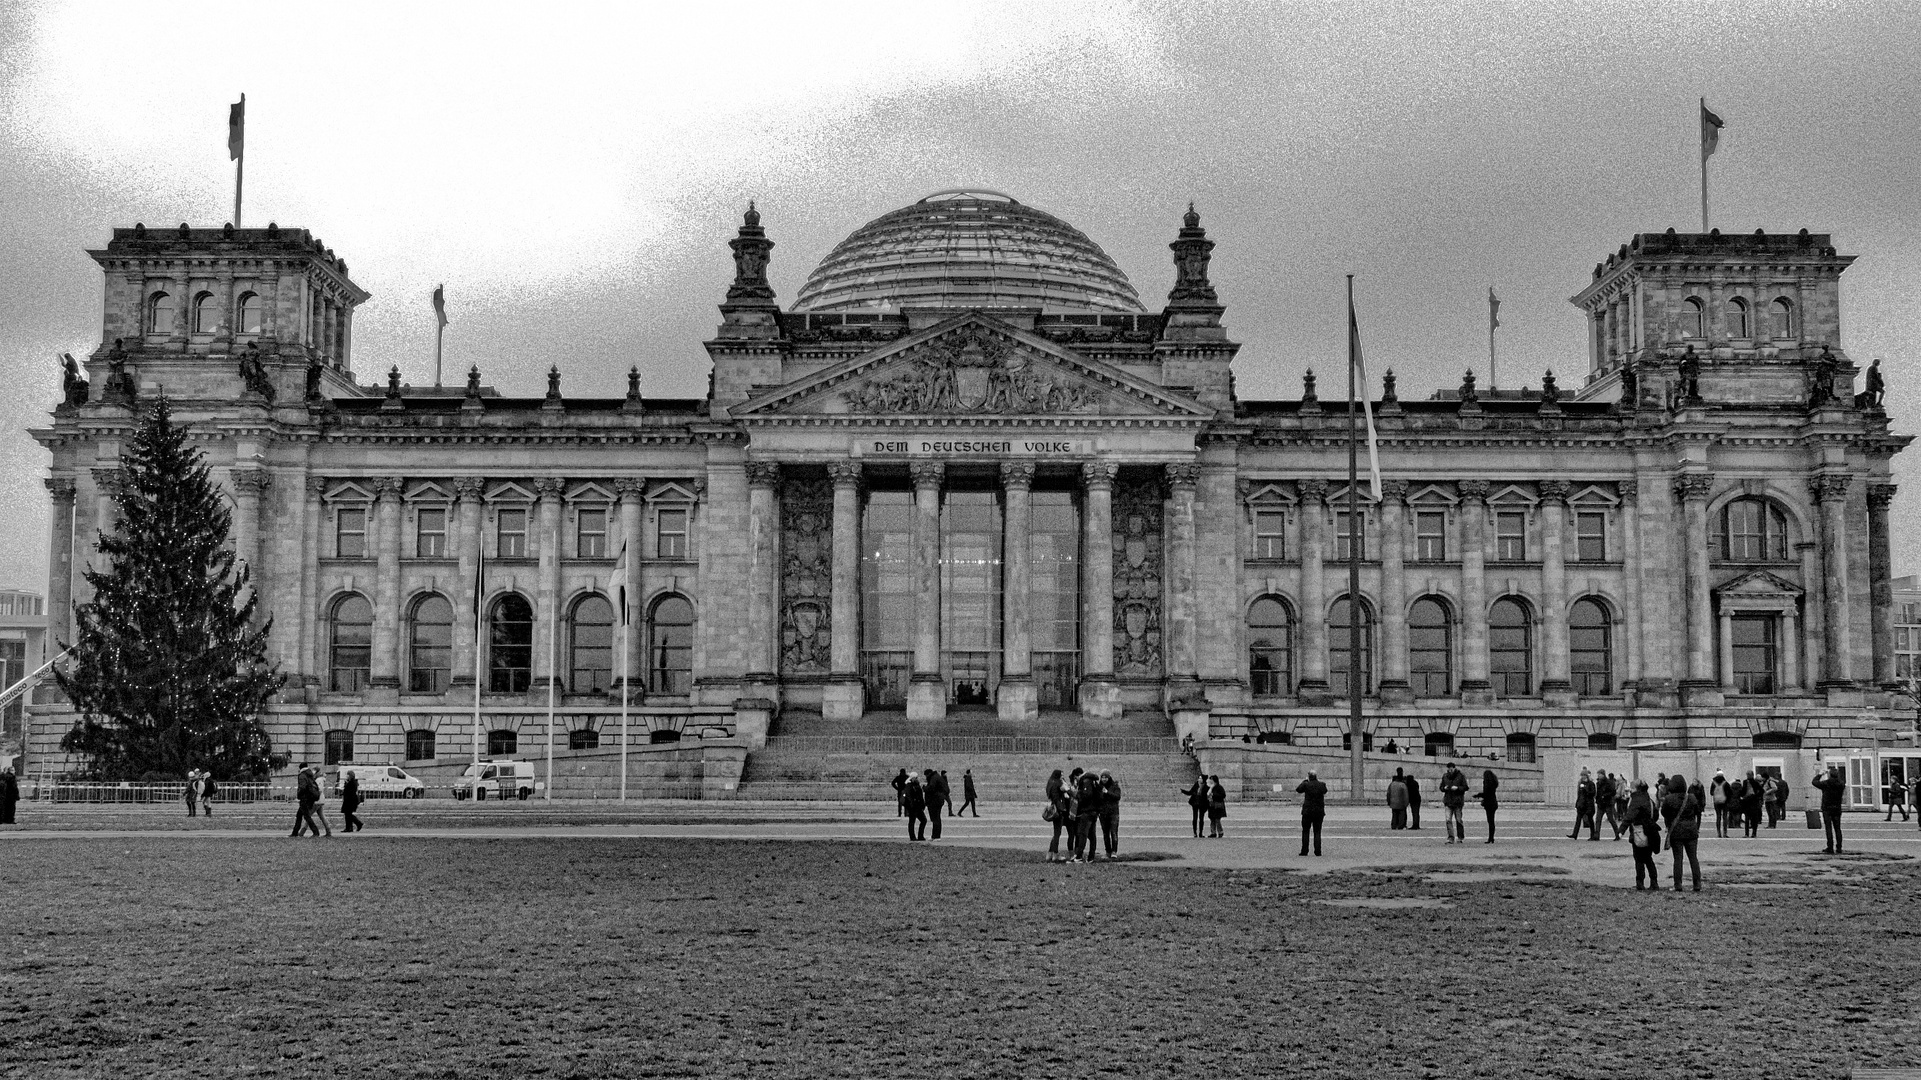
[941,491,1001,706]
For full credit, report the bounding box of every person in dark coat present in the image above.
[939,770,956,816]
[958,769,979,817]
[1206,775,1227,839]
[1885,773,1910,821]
[1097,771,1122,858]
[1568,769,1596,839]
[1595,771,1617,839]
[290,765,329,838]
[1440,763,1469,844]
[1405,772,1423,829]
[891,768,908,818]
[183,770,200,818]
[0,766,18,825]
[1473,769,1499,842]
[1296,771,1327,856]
[1739,770,1765,837]
[340,769,364,833]
[1623,780,1661,890]
[1709,771,1730,837]
[1044,769,1069,862]
[1665,776,1704,892]
[1181,775,1209,838]
[1387,769,1409,830]
[1811,764,1847,853]
[923,769,945,840]
[902,775,927,841]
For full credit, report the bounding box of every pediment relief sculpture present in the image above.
[840,326,1097,415]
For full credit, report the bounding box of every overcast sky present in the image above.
[2,0,1918,597]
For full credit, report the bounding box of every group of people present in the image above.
[1182,775,1228,838]
[181,769,218,817]
[1707,770,1792,835]
[1382,763,1501,845]
[893,768,978,841]
[1044,767,1121,862]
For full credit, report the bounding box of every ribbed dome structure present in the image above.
[791,190,1144,313]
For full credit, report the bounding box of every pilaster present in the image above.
[998,462,1038,722]
[368,476,403,693]
[906,461,946,721]
[1377,479,1411,704]
[745,461,782,705]
[823,461,865,722]
[450,477,484,691]
[1163,463,1203,706]
[1078,462,1121,720]
[1458,479,1491,698]
[1538,479,1573,702]
[1297,479,1330,700]
[533,477,565,693]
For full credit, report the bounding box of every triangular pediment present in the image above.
[324,480,371,502]
[1242,482,1296,505]
[1569,484,1621,507]
[1408,484,1458,506]
[731,313,1213,420]
[1715,569,1803,597]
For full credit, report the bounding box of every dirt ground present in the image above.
[0,835,1914,1079]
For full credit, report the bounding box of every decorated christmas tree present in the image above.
[56,399,286,780]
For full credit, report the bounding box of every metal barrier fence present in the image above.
[760,736,1176,756]
[48,782,276,805]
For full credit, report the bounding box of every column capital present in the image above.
[44,476,77,501]
[1298,478,1329,504]
[1673,473,1714,502]
[1538,479,1572,505]
[1379,478,1409,503]
[1079,461,1117,491]
[91,467,127,498]
[999,461,1035,489]
[1457,479,1489,502]
[910,461,946,490]
[1809,473,1851,503]
[306,475,331,498]
[1867,482,1897,510]
[1235,478,1253,501]
[532,477,566,500]
[230,469,271,496]
[613,477,647,502]
[1164,463,1199,490]
[828,460,864,489]
[745,461,782,489]
[690,477,708,499]
[452,476,486,502]
[371,476,404,500]
[1619,478,1639,505]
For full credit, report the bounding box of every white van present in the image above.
[334,764,426,799]
[451,760,544,801]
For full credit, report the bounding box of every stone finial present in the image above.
[1541,370,1560,405]
[1459,369,1479,404]
[626,366,642,401]
[385,366,402,398]
[1457,479,1490,502]
[1166,203,1218,307]
[1381,368,1398,404]
[465,365,481,398]
[725,202,777,306]
[1301,368,1318,404]
[998,461,1035,488]
[545,365,562,402]
[746,461,783,488]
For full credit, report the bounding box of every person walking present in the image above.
[1405,772,1423,830]
[1611,774,1631,841]
[1665,775,1704,893]
[1388,769,1409,830]
[1473,769,1499,842]
[340,769,364,834]
[199,772,217,817]
[1769,775,1790,828]
[1624,779,1661,890]
[939,770,956,817]
[1044,768,1069,862]
[891,768,908,818]
[903,774,927,841]
[1097,771,1122,859]
[184,770,200,818]
[1885,772,1910,822]
[1181,775,1209,838]
[290,765,328,838]
[1296,771,1328,856]
[1206,775,1227,839]
[1740,771,1765,837]
[1440,762,1469,845]
[924,769,946,840]
[0,766,18,825]
[958,769,979,817]
[1811,764,1847,854]
[1710,771,1730,838]
[1568,769,1596,839]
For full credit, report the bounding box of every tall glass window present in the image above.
[1770,298,1794,339]
[1731,613,1777,694]
[1569,598,1613,695]
[415,507,447,558]
[647,595,694,695]
[860,491,915,707]
[1408,597,1452,697]
[569,594,614,693]
[1334,511,1365,561]
[405,729,435,761]
[408,594,453,693]
[1574,512,1607,562]
[237,291,264,335]
[1030,491,1080,709]
[942,491,1001,706]
[1253,510,1286,560]
[1494,512,1527,561]
[193,291,220,334]
[1684,297,1705,338]
[1247,596,1292,697]
[488,594,534,692]
[1489,597,1532,696]
[496,508,529,558]
[148,291,174,335]
[1414,511,1447,562]
[1728,296,1750,338]
[328,593,373,692]
[1328,596,1373,697]
[576,508,608,558]
[335,507,367,558]
[1721,499,1787,561]
[656,508,688,559]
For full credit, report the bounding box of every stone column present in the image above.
[1458,479,1491,693]
[230,469,268,585]
[1718,608,1736,690]
[1378,479,1410,702]
[1078,463,1120,720]
[614,478,646,702]
[1782,608,1801,690]
[369,476,403,690]
[1164,463,1202,701]
[994,462,1038,722]
[1675,472,1716,689]
[744,462,783,697]
[1620,480,1644,688]
[906,461,946,721]
[1868,483,1897,686]
[1538,480,1572,698]
[300,477,326,684]
[450,477,484,691]
[824,462,866,722]
[44,478,75,649]
[1812,473,1853,686]
[533,477,565,693]
[1297,479,1330,696]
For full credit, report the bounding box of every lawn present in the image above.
[0,836,1913,1079]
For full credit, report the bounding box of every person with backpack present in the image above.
[1387,770,1409,830]
[1623,779,1661,890]
[902,774,927,842]
[1811,764,1847,854]
[1709,771,1730,837]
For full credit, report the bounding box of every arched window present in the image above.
[1587,732,1618,750]
[147,291,175,335]
[487,728,518,756]
[1753,731,1802,749]
[487,594,534,693]
[328,593,373,692]
[1770,297,1793,339]
[569,594,615,694]
[237,291,264,335]
[1328,595,1374,697]
[1488,597,1532,696]
[407,594,453,693]
[405,728,436,761]
[1505,732,1537,763]
[324,728,353,766]
[647,594,694,695]
[1684,297,1705,338]
[192,291,220,334]
[1424,732,1455,757]
[1719,498,1788,561]
[1247,596,1292,697]
[1408,596,1452,697]
[569,728,600,750]
[1569,598,1613,696]
[1727,296,1750,339]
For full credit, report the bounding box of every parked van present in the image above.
[451,760,543,801]
[333,764,426,799]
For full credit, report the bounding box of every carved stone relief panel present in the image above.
[1112,472,1164,678]
[779,475,833,676]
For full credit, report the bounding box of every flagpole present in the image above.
[1489,304,1496,391]
[620,609,630,801]
[1346,275,1365,806]
[234,153,243,228]
[473,536,484,780]
[544,582,556,802]
[434,322,444,388]
[1700,97,1709,232]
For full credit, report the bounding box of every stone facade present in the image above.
[24,202,1916,780]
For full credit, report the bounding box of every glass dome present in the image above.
[791,189,1144,314]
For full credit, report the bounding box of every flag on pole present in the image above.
[1489,287,1501,331]
[472,532,486,618]
[1700,100,1724,160]
[610,541,629,626]
[1347,296,1383,502]
[228,95,245,160]
[433,284,449,329]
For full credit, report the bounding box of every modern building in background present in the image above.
[23,193,1916,790]
[0,588,48,763]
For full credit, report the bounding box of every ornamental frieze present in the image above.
[841,327,1097,415]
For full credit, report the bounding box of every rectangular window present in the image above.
[1574,512,1607,562]
[335,507,367,558]
[1495,512,1527,561]
[1731,613,1777,694]
[415,508,447,558]
[405,729,436,762]
[1414,511,1447,562]
[1334,511,1365,562]
[1253,510,1286,561]
[576,508,608,558]
[324,729,353,766]
[656,508,688,559]
[496,508,528,558]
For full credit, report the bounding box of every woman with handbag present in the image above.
[1181,776,1209,838]
[1665,777,1704,892]
[1624,779,1662,890]
[1206,775,1227,839]
[1044,769,1068,862]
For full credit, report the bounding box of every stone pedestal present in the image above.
[906,675,947,722]
[1170,705,1210,745]
[733,698,773,749]
[1680,680,1725,708]
[996,676,1038,722]
[1077,675,1122,720]
[821,676,865,722]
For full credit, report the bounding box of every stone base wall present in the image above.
[1197,742,1543,804]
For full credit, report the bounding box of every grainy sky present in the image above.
[2,0,1918,597]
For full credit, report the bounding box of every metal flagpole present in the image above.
[472,535,484,779]
[230,94,244,227]
[435,322,444,388]
[544,582,556,801]
[620,605,630,801]
[1346,276,1365,804]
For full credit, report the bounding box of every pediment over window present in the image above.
[1408,484,1458,506]
[1488,484,1538,507]
[567,481,614,504]
[648,481,700,503]
[1715,569,1803,606]
[324,480,371,503]
[1328,484,1379,505]
[731,313,1212,420]
[404,481,450,503]
[1242,482,1296,506]
[1569,484,1621,507]
[486,481,534,503]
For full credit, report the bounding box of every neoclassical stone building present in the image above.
[26,192,1914,783]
